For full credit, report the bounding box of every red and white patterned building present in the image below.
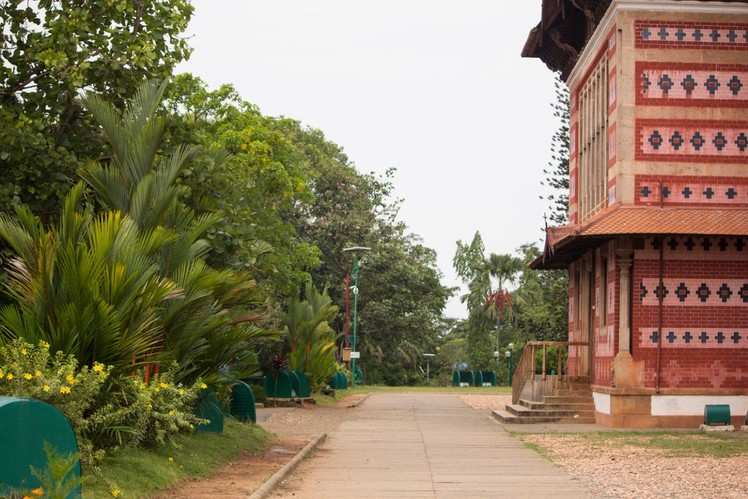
[525,0,748,427]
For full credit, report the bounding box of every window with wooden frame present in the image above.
[577,55,609,222]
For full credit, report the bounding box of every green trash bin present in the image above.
[704,404,731,426]
[230,382,257,423]
[451,370,460,387]
[472,370,484,387]
[0,397,82,498]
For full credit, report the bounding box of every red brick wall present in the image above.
[632,237,748,389]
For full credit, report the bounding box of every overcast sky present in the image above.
[178,1,559,319]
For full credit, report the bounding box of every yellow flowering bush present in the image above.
[0,339,111,465]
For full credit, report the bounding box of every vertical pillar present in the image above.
[613,240,641,390]
[616,252,633,354]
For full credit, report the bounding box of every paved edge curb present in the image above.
[247,432,327,499]
[346,392,370,408]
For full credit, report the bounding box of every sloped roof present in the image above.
[532,206,748,269]
[523,0,748,78]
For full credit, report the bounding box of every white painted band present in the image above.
[593,392,612,415]
[651,395,748,416]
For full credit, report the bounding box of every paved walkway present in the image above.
[271,393,590,499]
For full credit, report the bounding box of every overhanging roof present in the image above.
[523,0,748,78]
[532,205,748,269]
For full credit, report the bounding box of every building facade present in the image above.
[525,0,748,427]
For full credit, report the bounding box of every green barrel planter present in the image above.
[264,371,294,398]
[230,382,257,423]
[458,370,474,386]
[481,371,497,386]
[292,370,311,398]
[0,396,81,498]
[330,371,348,390]
[196,391,224,433]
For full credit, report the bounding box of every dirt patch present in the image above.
[259,403,353,438]
[459,393,511,411]
[155,438,308,499]
[521,434,748,499]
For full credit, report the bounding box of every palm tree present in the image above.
[0,183,175,370]
[80,80,272,383]
[283,283,339,390]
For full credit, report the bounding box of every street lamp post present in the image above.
[423,353,435,384]
[343,246,370,387]
[505,348,513,385]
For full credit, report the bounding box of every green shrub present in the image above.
[85,365,205,451]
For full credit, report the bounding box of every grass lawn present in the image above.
[83,420,272,498]
[519,430,748,458]
[577,430,748,457]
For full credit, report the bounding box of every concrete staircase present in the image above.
[493,382,595,424]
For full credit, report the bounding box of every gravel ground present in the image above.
[520,433,748,499]
[459,393,512,411]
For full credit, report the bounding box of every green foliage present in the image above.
[284,283,339,390]
[453,232,522,370]
[0,0,193,217]
[0,185,174,370]
[86,367,205,451]
[30,442,82,499]
[359,233,452,385]
[163,74,321,300]
[512,244,568,342]
[81,80,273,385]
[541,74,570,226]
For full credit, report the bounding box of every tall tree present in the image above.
[453,232,521,370]
[540,74,571,226]
[511,244,568,342]
[0,0,193,218]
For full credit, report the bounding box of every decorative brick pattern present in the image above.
[637,119,748,163]
[632,247,748,389]
[635,20,748,50]
[638,327,748,348]
[637,62,748,108]
[636,176,748,207]
[635,236,748,261]
[640,278,748,307]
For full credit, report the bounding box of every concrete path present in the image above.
[271,393,590,499]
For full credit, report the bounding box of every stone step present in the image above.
[506,404,595,418]
[519,399,594,411]
[544,395,594,404]
[492,409,561,424]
